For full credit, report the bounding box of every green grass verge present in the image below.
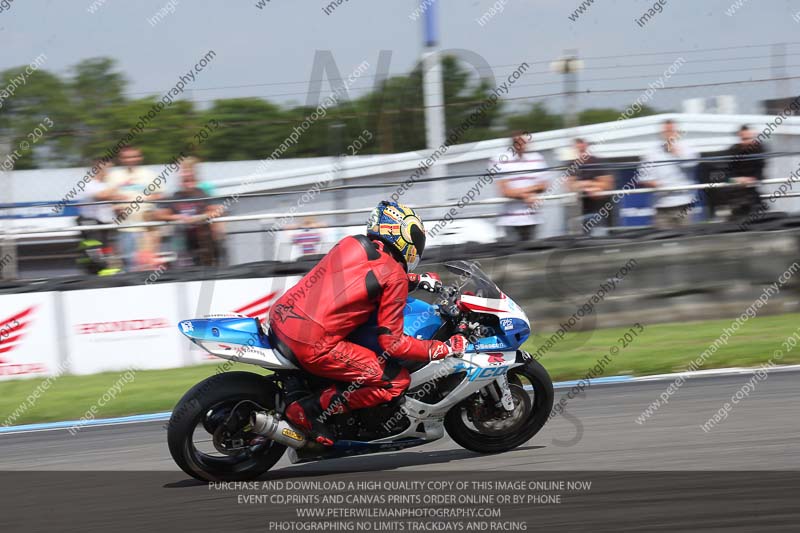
[524,312,800,381]
[0,363,270,427]
[2,313,799,426]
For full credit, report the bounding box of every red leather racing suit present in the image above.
[268,235,449,411]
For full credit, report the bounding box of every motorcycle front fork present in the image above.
[485,374,516,412]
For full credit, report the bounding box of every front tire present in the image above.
[167,371,286,482]
[444,358,553,454]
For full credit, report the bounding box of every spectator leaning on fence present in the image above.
[107,146,159,270]
[566,138,614,235]
[494,131,550,241]
[638,120,698,229]
[727,125,767,220]
[160,157,224,267]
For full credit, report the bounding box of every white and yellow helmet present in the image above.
[366,201,427,271]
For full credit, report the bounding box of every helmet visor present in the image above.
[410,223,426,258]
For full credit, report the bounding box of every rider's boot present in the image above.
[319,386,349,416]
[285,394,336,447]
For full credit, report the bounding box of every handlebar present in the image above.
[437,285,462,320]
[435,286,487,343]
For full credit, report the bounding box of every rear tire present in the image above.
[444,358,553,454]
[167,371,286,482]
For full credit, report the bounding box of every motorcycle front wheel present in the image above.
[444,358,554,454]
[167,371,286,482]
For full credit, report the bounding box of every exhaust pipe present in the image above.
[251,412,308,449]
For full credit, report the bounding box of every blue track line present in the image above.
[0,411,172,434]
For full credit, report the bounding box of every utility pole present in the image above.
[551,50,583,128]
[329,121,346,211]
[771,42,789,101]
[421,0,447,203]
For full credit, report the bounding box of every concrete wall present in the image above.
[427,228,800,332]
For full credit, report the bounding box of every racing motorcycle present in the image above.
[168,260,554,481]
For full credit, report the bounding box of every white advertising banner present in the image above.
[0,292,60,381]
[181,276,299,365]
[63,284,184,375]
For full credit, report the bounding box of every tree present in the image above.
[198,98,294,161]
[341,54,503,155]
[2,55,664,168]
[0,68,74,169]
[625,104,659,119]
[578,107,622,126]
[506,102,563,133]
[69,58,127,162]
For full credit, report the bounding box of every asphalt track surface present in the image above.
[1,371,798,531]
[1,370,798,471]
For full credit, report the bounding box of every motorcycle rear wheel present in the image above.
[444,358,553,454]
[167,371,286,482]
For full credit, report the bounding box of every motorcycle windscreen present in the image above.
[443,260,503,299]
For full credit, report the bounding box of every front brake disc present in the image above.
[469,384,531,435]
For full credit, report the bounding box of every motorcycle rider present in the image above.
[268,201,467,446]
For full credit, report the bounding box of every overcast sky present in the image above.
[3,0,799,116]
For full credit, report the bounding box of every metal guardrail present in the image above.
[2,171,798,280]
[1,176,796,239]
[2,150,794,211]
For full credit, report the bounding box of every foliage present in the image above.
[0,56,661,168]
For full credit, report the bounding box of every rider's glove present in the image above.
[408,272,442,293]
[428,334,467,361]
[445,334,467,358]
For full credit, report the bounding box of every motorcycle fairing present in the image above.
[403,297,443,339]
[403,294,531,354]
[350,349,522,446]
[286,349,524,461]
[178,316,298,370]
[459,293,531,352]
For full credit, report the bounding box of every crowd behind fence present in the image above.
[2,144,800,279]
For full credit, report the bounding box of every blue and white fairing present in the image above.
[403,294,530,353]
[459,293,531,352]
[404,260,531,353]
[177,261,531,370]
[177,314,299,370]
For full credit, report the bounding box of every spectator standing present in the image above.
[107,146,158,270]
[162,157,224,267]
[727,125,767,220]
[494,132,550,241]
[76,159,122,275]
[639,120,698,229]
[566,138,614,234]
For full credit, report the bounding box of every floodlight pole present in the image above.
[421,0,447,202]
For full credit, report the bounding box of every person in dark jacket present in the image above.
[728,125,767,220]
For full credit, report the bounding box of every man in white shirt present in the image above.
[106,146,158,269]
[493,132,550,241]
[638,120,698,229]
